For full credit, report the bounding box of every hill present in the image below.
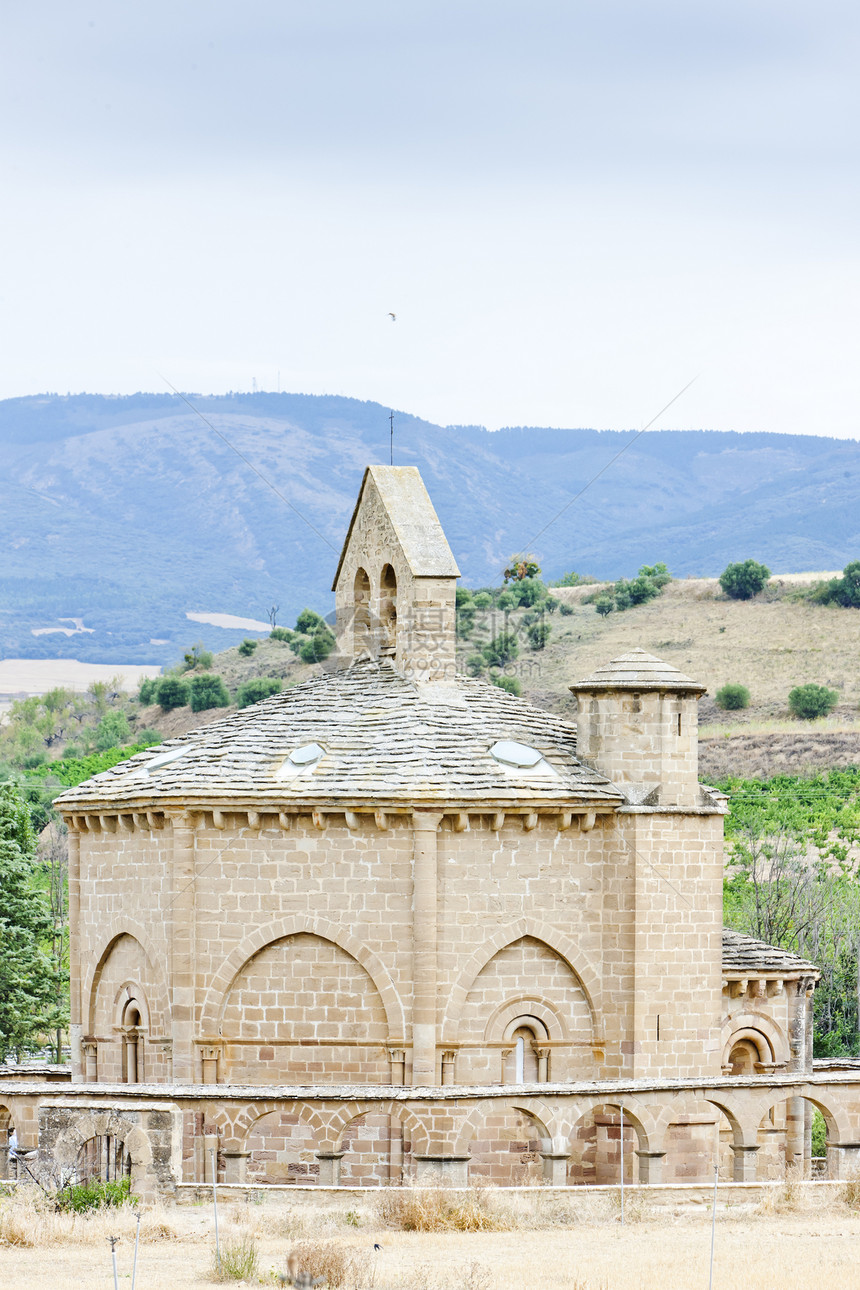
[2,391,860,666]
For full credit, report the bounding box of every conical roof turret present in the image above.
[569,647,706,695]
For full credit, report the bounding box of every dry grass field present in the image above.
[2,1185,860,1290]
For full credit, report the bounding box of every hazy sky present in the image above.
[2,1,859,435]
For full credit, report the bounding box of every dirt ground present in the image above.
[2,1186,860,1290]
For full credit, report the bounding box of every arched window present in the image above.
[353,568,371,653]
[380,565,397,656]
[728,1039,760,1075]
[507,1025,539,1084]
[121,1001,142,1084]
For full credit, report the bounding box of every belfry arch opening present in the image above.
[379,564,397,656]
[353,567,371,654]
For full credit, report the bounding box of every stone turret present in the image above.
[332,466,460,682]
[569,648,706,809]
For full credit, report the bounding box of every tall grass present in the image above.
[0,1186,176,1247]
[377,1188,509,1233]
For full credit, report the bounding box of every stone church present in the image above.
[49,465,825,1189]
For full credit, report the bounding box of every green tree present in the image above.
[472,592,493,610]
[482,631,519,668]
[182,642,214,671]
[155,677,190,711]
[715,683,750,711]
[788,683,838,720]
[527,620,551,650]
[237,639,258,657]
[813,560,860,608]
[295,608,326,634]
[465,654,485,676]
[236,677,282,708]
[299,626,336,664]
[509,578,547,608]
[138,677,158,705]
[719,559,771,600]
[491,674,522,696]
[189,674,230,712]
[94,710,131,751]
[0,785,57,1060]
[594,596,614,616]
[503,557,541,583]
[269,627,294,643]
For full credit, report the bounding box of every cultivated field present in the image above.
[2,1186,860,1290]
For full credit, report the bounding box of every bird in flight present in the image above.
[388,312,396,322]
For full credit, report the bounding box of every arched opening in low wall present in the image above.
[463,1104,550,1186]
[76,1134,132,1185]
[246,1109,319,1185]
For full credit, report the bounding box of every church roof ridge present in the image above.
[569,647,706,694]
[54,661,622,811]
[332,465,460,590]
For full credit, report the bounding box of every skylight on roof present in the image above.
[489,740,543,769]
[289,742,325,767]
[146,745,193,774]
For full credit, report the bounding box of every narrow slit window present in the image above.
[676,712,682,736]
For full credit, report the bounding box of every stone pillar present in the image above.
[222,1150,251,1184]
[67,828,83,1082]
[315,1151,345,1185]
[83,1041,98,1083]
[730,1144,760,1182]
[441,1051,456,1086]
[413,1154,470,1186]
[635,1150,666,1184]
[170,814,197,1084]
[389,1116,403,1184]
[827,1144,860,1180]
[388,1049,406,1085]
[201,1046,221,1085]
[540,1152,570,1185]
[785,1097,805,1174]
[411,812,442,1085]
[536,1048,549,1083]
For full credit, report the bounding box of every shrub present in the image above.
[211,1234,259,1282]
[812,560,860,608]
[456,606,476,638]
[496,590,516,611]
[472,591,492,609]
[57,1175,133,1213]
[455,587,473,607]
[377,1188,509,1232]
[269,626,294,643]
[559,601,575,616]
[594,596,614,616]
[295,608,326,634]
[236,677,282,708]
[491,675,521,696]
[94,710,131,751]
[137,728,163,746]
[509,578,547,608]
[155,677,189,711]
[527,620,551,650]
[482,631,519,668]
[189,674,230,712]
[715,683,750,711]
[182,642,213,671]
[237,638,258,657]
[465,654,485,676]
[137,677,158,705]
[299,626,336,664]
[719,559,771,600]
[788,683,838,720]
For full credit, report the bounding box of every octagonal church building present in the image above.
[53,466,822,1190]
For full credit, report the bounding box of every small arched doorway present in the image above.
[76,1133,132,1184]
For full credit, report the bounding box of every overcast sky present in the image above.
[2,1,859,436]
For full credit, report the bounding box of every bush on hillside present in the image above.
[138,677,158,705]
[465,654,485,676]
[715,683,750,711]
[810,560,860,609]
[559,601,575,616]
[236,677,282,708]
[508,578,547,608]
[181,642,213,671]
[269,626,294,643]
[155,677,190,711]
[594,596,614,616]
[482,631,519,668]
[237,638,258,657]
[719,559,771,600]
[491,674,521,696]
[94,710,131,751]
[295,608,327,635]
[299,626,336,664]
[189,674,230,712]
[137,728,163,745]
[472,591,493,609]
[551,571,597,587]
[527,620,551,650]
[788,684,838,720]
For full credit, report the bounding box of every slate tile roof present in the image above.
[722,929,820,978]
[54,660,622,811]
[570,647,706,694]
